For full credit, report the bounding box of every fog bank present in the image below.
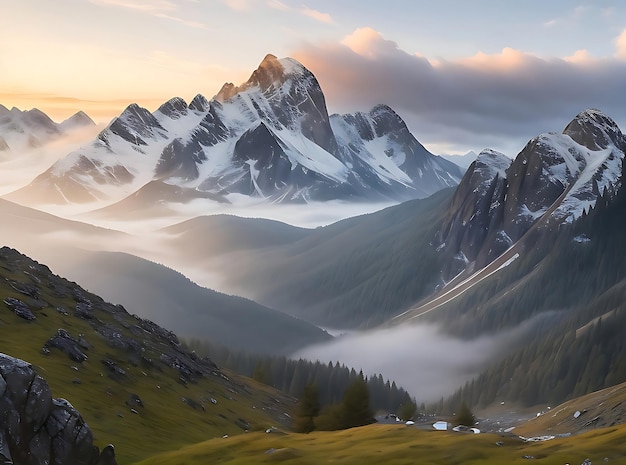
[294,320,542,403]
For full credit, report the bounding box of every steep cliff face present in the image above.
[0,353,117,465]
[437,110,625,280]
[437,149,511,277]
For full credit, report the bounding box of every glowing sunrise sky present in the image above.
[3,0,626,154]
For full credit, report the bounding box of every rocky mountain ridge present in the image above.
[437,109,625,279]
[9,54,462,206]
[0,104,94,154]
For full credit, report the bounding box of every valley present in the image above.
[2,9,626,461]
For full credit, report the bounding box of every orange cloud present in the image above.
[341,27,400,59]
[615,29,626,59]
[456,47,536,71]
[563,49,594,65]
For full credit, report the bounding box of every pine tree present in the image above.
[456,402,475,427]
[341,371,374,428]
[294,384,321,433]
[398,400,417,421]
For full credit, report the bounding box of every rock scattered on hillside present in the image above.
[0,353,117,465]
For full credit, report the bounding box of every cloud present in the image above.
[222,0,257,11]
[89,0,204,28]
[341,27,400,58]
[543,5,590,29]
[292,28,626,155]
[301,6,333,24]
[267,0,289,11]
[615,29,626,59]
[89,0,176,13]
[294,319,542,402]
[265,2,333,24]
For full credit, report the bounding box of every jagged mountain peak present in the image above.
[101,103,164,147]
[252,53,285,86]
[9,54,461,206]
[61,110,95,129]
[369,103,396,117]
[368,104,410,136]
[117,103,163,130]
[437,109,626,281]
[120,102,151,119]
[563,108,625,151]
[189,93,210,112]
[249,54,306,89]
[474,149,511,178]
[0,105,96,155]
[332,104,408,142]
[156,97,188,118]
[22,108,58,131]
[215,54,311,102]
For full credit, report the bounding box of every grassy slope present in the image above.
[515,381,626,437]
[134,423,626,465]
[0,249,296,465]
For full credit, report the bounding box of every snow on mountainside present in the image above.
[331,105,462,198]
[8,55,462,206]
[437,109,625,280]
[0,104,94,154]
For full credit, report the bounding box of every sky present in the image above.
[3,0,626,155]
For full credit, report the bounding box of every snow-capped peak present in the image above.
[156,97,188,119]
[563,108,625,151]
[474,149,511,179]
[189,94,210,112]
[9,54,462,206]
[60,111,95,131]
[215,54,312,103]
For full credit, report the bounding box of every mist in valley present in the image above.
[0,125,103,196]
[294,318,545,403]
[0,136,535,400]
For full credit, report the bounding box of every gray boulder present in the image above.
[0,353,116,465]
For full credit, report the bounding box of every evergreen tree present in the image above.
[294,383,321,433]
[341,371,374,428]
[456,402,475,427]
[398,400,417,421]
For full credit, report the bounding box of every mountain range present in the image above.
[144,108,626,411]
[6,54,462,208]
[1,64,626,429]
[168,109,623,329]
[0,103,94,154]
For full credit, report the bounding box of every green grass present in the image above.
[134,423,626,465]
[0,250,296,464]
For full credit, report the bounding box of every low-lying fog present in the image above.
[0,125,103,196]
[294,319,543,403]
[0,137,529,402]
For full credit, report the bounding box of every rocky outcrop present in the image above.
[0,353,117,465]
[437,110,626,281]
[437,149,511,277]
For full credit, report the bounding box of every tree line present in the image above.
[440,173,626,412]
[184,338,412,414]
